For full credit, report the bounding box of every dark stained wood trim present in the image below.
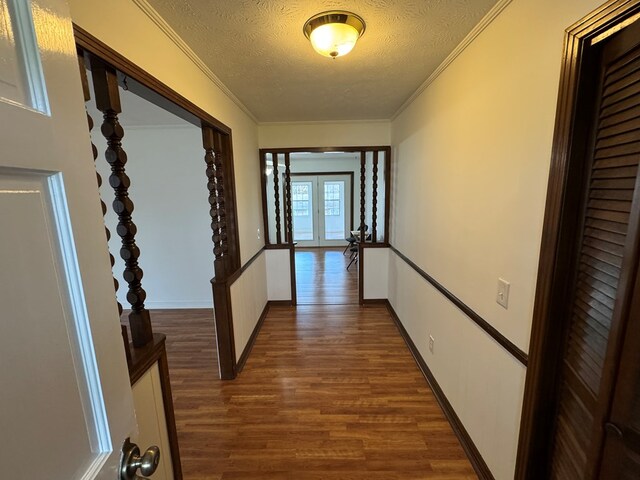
[389,245,527,366]
[221,132,242,272]
[383,147,392,244]
[260,146,390,153]
[127,333,183,480]
[225,247,265,286]
[372,150,378,242]
[264,244,291,250]
[211,280,236,380]
[268,299,295,306]
[235,301,270,374]
[74,24,230,134]
[362,298,387,305]
[90,55,153,348]
[284,153,292,244]
[260,151,271,245]
[361,242,390,248]
[516,2,640,478]
[360,152,366,243]
[289,244,297,306]
[384,301,494,480]
[358,243,364,306]
[273,155,282,244]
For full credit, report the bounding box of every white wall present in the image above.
[389,0,604,478]
[363,248,389,300]
[94,125,214,309]
[259,121,391,148]
[230,253,268,361]
[265,249,292,301]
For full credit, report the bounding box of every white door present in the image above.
[291,175,351,247]
[0,0,137,479]
[291,176,316,246]
[318,175,351,247]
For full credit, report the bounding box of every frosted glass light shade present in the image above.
[310,23,359,58]
[303,11,365,59]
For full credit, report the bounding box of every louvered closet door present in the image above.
[549,20,640,480]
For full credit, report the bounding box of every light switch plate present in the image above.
[497,278,510,309]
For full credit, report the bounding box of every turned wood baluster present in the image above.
[90,58,152,347]
[360,151,366,243]
[372,150,379,243]
[78,53,123,318]
[203,126,229,280]
[273,154,282,244]
[284,153,293,244]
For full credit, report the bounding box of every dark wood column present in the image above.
[284,153,292,243]
[203,125,235,379]
[284,152,297,305]
[360,151,366,243]
[372,150,379,243]
[78,52,123,319]
[90,57,152,347]
[273,154,282,244]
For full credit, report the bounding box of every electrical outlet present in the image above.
[497,278,510,309]
[428,335,435,354]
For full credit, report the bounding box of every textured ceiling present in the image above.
[145,0,498,122]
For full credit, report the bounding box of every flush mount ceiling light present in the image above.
[303,11,366,59]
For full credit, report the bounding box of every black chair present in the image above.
[347,243,359,270]
[343,224,368,255]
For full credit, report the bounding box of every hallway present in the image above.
[154,304,476,479]
[295,247,359,305]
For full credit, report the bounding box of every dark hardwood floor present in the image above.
[295,247,358,305]
[152,305,477,479]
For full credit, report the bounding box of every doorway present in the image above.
[260,147,391,306]
[292,173,353,247]
[517,5,640,479]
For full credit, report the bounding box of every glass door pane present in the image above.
[323,181,345,240]
[318,174,351,247]
[292,180,314,242]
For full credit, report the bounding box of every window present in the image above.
[292,184,310,217]
[324,182,341,216]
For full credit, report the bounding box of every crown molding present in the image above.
[391,0,513,121]
[258,119,391,127]
[131,0,259,124]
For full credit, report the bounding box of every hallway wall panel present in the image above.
[389,0,605,477]
[230,252,268,362]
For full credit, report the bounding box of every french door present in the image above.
[291,174,352,247]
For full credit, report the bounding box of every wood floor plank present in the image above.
[295,247,359,305]
[150,303,477,479]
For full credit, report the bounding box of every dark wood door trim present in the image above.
[75,26,242,380]
[515,2,640,478]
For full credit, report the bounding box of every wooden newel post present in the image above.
[372,150,378,243]
[203,125,236,379]
[91,57,153,348]
[78,52,123,318]
[360,151,366,243]
[284,153,292,244]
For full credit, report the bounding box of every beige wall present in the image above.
[259,121,391,148]
[69,0,263,266]
[389,0,604,477]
